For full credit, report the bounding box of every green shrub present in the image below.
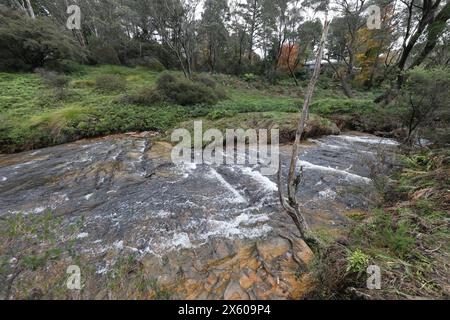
[192,74,217,88]
[43,59,85,74]
[0,6,85,71]
[155,72,226,106]
[207,109,237,120]
[243,73,257,82]
[156,72,178,88]
[397,67,450,144]
[213,86,228,101]
[94,74,126,92]
[71,79,95,89]
[127,87,163,105]
[310,98,376,115]
[140,57,166,72]
[37,70,70,89]
[192,74,229,100]
[187,104,215,118]
[375,211,416,258]
[36,69,70,100]
[88,39,121,65]
[352,209,416,259]
[346,249,370,273]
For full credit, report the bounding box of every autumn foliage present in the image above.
[277,44,301,72]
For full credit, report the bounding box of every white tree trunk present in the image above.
[278,13,330,242]
[25,0,36,19]
[13,0,26,12]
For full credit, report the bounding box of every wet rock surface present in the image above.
[0,132,398,299]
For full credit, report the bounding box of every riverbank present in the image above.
[0,65,396,154]
[309,147,450,299]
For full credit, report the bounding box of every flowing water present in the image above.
[0,132,399,299]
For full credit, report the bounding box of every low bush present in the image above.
[127,87,164,105]
[36,69,70,100]
[155,72,227,106]
[187,104,215,118]
[37,70,70,89]
[396,67,450,145]
[310,98,376,115]
[242,73,257,82]
[139,57,166,72]
[346,249,370,273]
[88,40,121,65]
[71,79,95,89]
[192,74,217,88]
[94,74,126,92]
[207,109,237,120]
[0,6,85,72]
[192,74,228,99]
[43,59,85,74]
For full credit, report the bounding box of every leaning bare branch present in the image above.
[278,12,331,247]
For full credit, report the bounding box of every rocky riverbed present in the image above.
[0,132,399,299]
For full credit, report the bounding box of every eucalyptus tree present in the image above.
[263,0,290,82]
[326,0,369,97]
[123,0,157,40]
[237,0,265,62]
[4,0,35,18]
[282,4,323,86]
[278,0,331,245]
[371,0,450,103]
[200,0,230,73]
[395,0,450,88]
[150,0,200,78]
[228,3,249,74]
[361,0,399,89]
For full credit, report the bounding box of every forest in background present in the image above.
[1,0,449,90]
[0,0,449,149]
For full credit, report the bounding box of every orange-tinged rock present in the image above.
[239,274,254,290]
[247,270,263,284]
[293,238,314,264]
[224,280,249,300]
[290,274,315,299]
[256,237,290,262]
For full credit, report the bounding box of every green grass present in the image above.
[218,89,300,113]
[0,66,185,152]
[170,111,340,148]
[310,98,377,116]
[0,64,386,153]
[1,65,299,152]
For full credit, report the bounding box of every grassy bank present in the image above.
[310,148,450,299]
[0,65,393,153]
[172,112,340,145]
[0,66,184,153]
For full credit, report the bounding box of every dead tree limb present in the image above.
[278,13,330,245]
